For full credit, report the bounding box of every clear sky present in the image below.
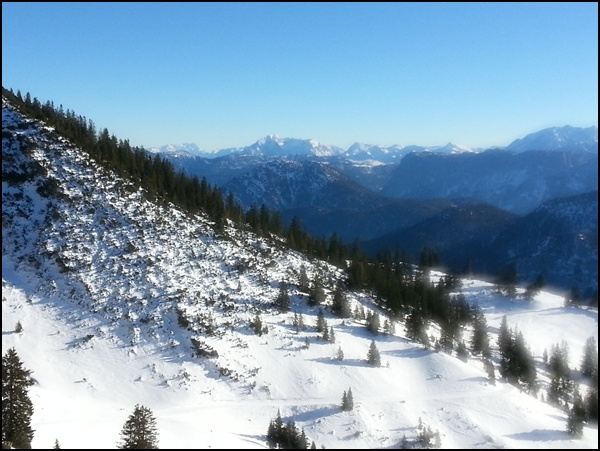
[2,2,598,151]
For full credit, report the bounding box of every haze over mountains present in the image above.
[2,92,598,450]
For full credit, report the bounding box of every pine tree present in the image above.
[298,265,310,293]
[495,263,517,297]
[405,309,429,346]
[367,340,381,367]
[335,346,344,361]
[566,388,586,438]
[547,341,573,405]
[308,277,325,307]
[275,280,290,312]
[298,313,306,331]
[585,385,598,423]
[328,326,336,344]
[580,336,598,379]
[53,438,61,449]
[117,404,159,449]
[524,274,544,300]
[331,286,351,318]
[316,308,326,333]
[342,387,354,411]
[470,306,490,357]
[250,314,263,336]
[497,315,510,355]
[2,348,35,449]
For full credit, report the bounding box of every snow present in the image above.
[3,277,597,449]
[2,97,598,449]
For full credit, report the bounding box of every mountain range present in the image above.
[149,126,598,296]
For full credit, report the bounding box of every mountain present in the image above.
[342,142,413,163]
[224,159,386,212]
[147,143,205,157]
[362,192,598,295]
[505,125,598,153]
[380,148,598,214]
[342,141,477,164]
[362,202,518,261]
[2,94,598,449]
[466,190,599,296]
[217,135,345,158]
[223,159,480,242]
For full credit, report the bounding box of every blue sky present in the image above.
[2,2,598,151]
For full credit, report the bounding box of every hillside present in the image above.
[2,96,598,449]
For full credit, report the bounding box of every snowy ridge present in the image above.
[2,98,598,449]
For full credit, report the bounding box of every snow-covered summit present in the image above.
[148,142,205,157]
[505,125,598,153]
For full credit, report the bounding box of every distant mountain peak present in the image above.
[505,125,598,153]
[148,143,204,157]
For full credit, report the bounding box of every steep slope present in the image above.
[2,97,598,449]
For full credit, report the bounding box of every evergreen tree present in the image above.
[524,274,545,300]
[580,336,598,379]
[298,265,310,293]
[316,308,326,333]
[342,387,354,411]
[328,326,336,344]
[293,312,300,333]
[117,404,159,449]
[331,286,351,318]
[367,340,381,367]
[366,312,380,335]
[495,263,518,297]
[308,277,326,307]
[547,341,573,405]
[266,410,284,449]
[53,439,61,449]
[275,280,290,312]
[250,314,263,336]
[566,388,586,438]
[335,346,344,361]
[470,306,490,357]
[322,320,329,341]
[584,385,598,423]
[405,309,429,346]
[298,313,306,332]
[2,348,35,449]
[438,318,457,354]
[353,304,366,321]
[497,315,511,355]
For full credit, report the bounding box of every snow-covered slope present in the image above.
[2,98,598,449]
